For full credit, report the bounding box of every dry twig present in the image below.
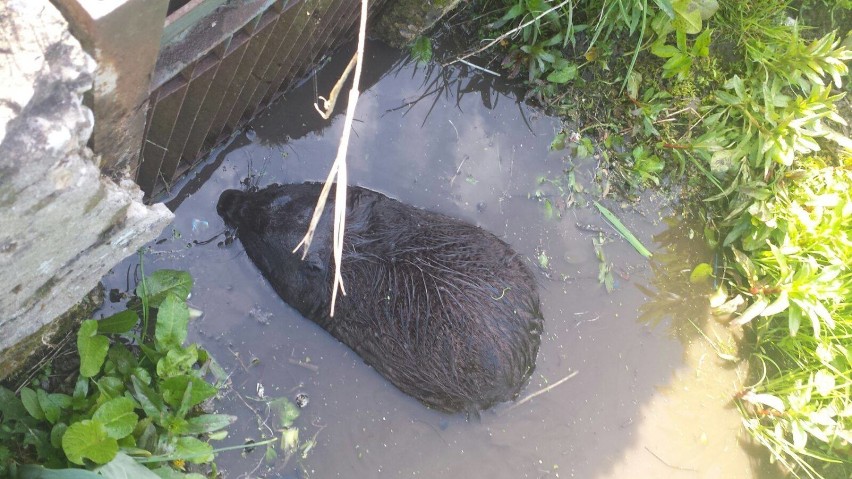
[445,0,573,67]
[294,0,369,316]
[500,370,579,415]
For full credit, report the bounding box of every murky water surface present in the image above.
[100,41,778,478]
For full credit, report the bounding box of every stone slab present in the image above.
[0,0,174,380]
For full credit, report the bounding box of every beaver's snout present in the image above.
[216,189,245,226]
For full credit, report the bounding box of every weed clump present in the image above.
[461,0,852,475]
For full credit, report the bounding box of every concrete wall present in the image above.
[0,0,173,379]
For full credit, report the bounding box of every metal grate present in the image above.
[138,0,388,198]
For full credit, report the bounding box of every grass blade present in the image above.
[593,201,653,258]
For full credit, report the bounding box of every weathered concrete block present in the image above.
[0,0,174,380]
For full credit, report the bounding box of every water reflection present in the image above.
[615,208,781,479]
[637,212,716,334]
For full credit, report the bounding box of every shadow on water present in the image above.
[99,39,781,478]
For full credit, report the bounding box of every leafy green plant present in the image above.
[697,63,850,185]
[0,270,236,478]
[492,0,588,82]
[715,159,852,478]
[474,0,852,475]
[625,144,666,186]
[650,24,712,80]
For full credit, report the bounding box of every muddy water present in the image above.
[100,41,778,478]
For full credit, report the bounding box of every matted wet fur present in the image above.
[217,183,543,413]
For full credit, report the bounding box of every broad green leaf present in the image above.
[792,298,822,340]
[788,303,802,337]
[546,64,578,83]
[739,184,771,200]
[692,28,712,56]
[268,397,300,428]
[662,53,691,78]
[577,137,594,157]
[500,3,525,22]
[138,343,163,369]
[61,419,119,465]
[155,294,189,350]
[180,414,236,435]
[709,285,728,308]
[814,370,836,397]
[78,320,109,378]
[95,452,161,479]
[97,310,139,335]
[791,420,807,450]
[207,357,229,387]
[650,43,680,58]
[21,387,45,421]
[730,248,758,284]
[672,0,703,34]
[156,345,198,379]
[741,391,785,412]
[131,367,152,386]
[16,465,102,479]
[92,397,138,439]
[625,71,642,99]
[50,423,68,449]
[176,380,193,421]
[542,33,564,47]
[107,344,137,377]
[38,389,71,424]
[130,376,166,426]
[73,376,89,401]
[136,270,193,307]
[730,296,769,327]
[96,376,125,400]
[150,467,207,479]
[689,263,713,283]
[0,386,28,420]
[652,0,675,19]
[160,375,217,410]
[693,0,719,19]
[760,290,789,317]
[173,437,213,464]
[135,418,157,452]
[722,218,750,247]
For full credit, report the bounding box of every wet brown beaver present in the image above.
[217,183,543,413]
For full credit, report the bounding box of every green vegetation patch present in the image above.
[0,269,243,478]
[458,0,852,475]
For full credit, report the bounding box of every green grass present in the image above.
[472,0,852,475]
[0,269,307,478]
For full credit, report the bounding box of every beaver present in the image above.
[217,183,543,413]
